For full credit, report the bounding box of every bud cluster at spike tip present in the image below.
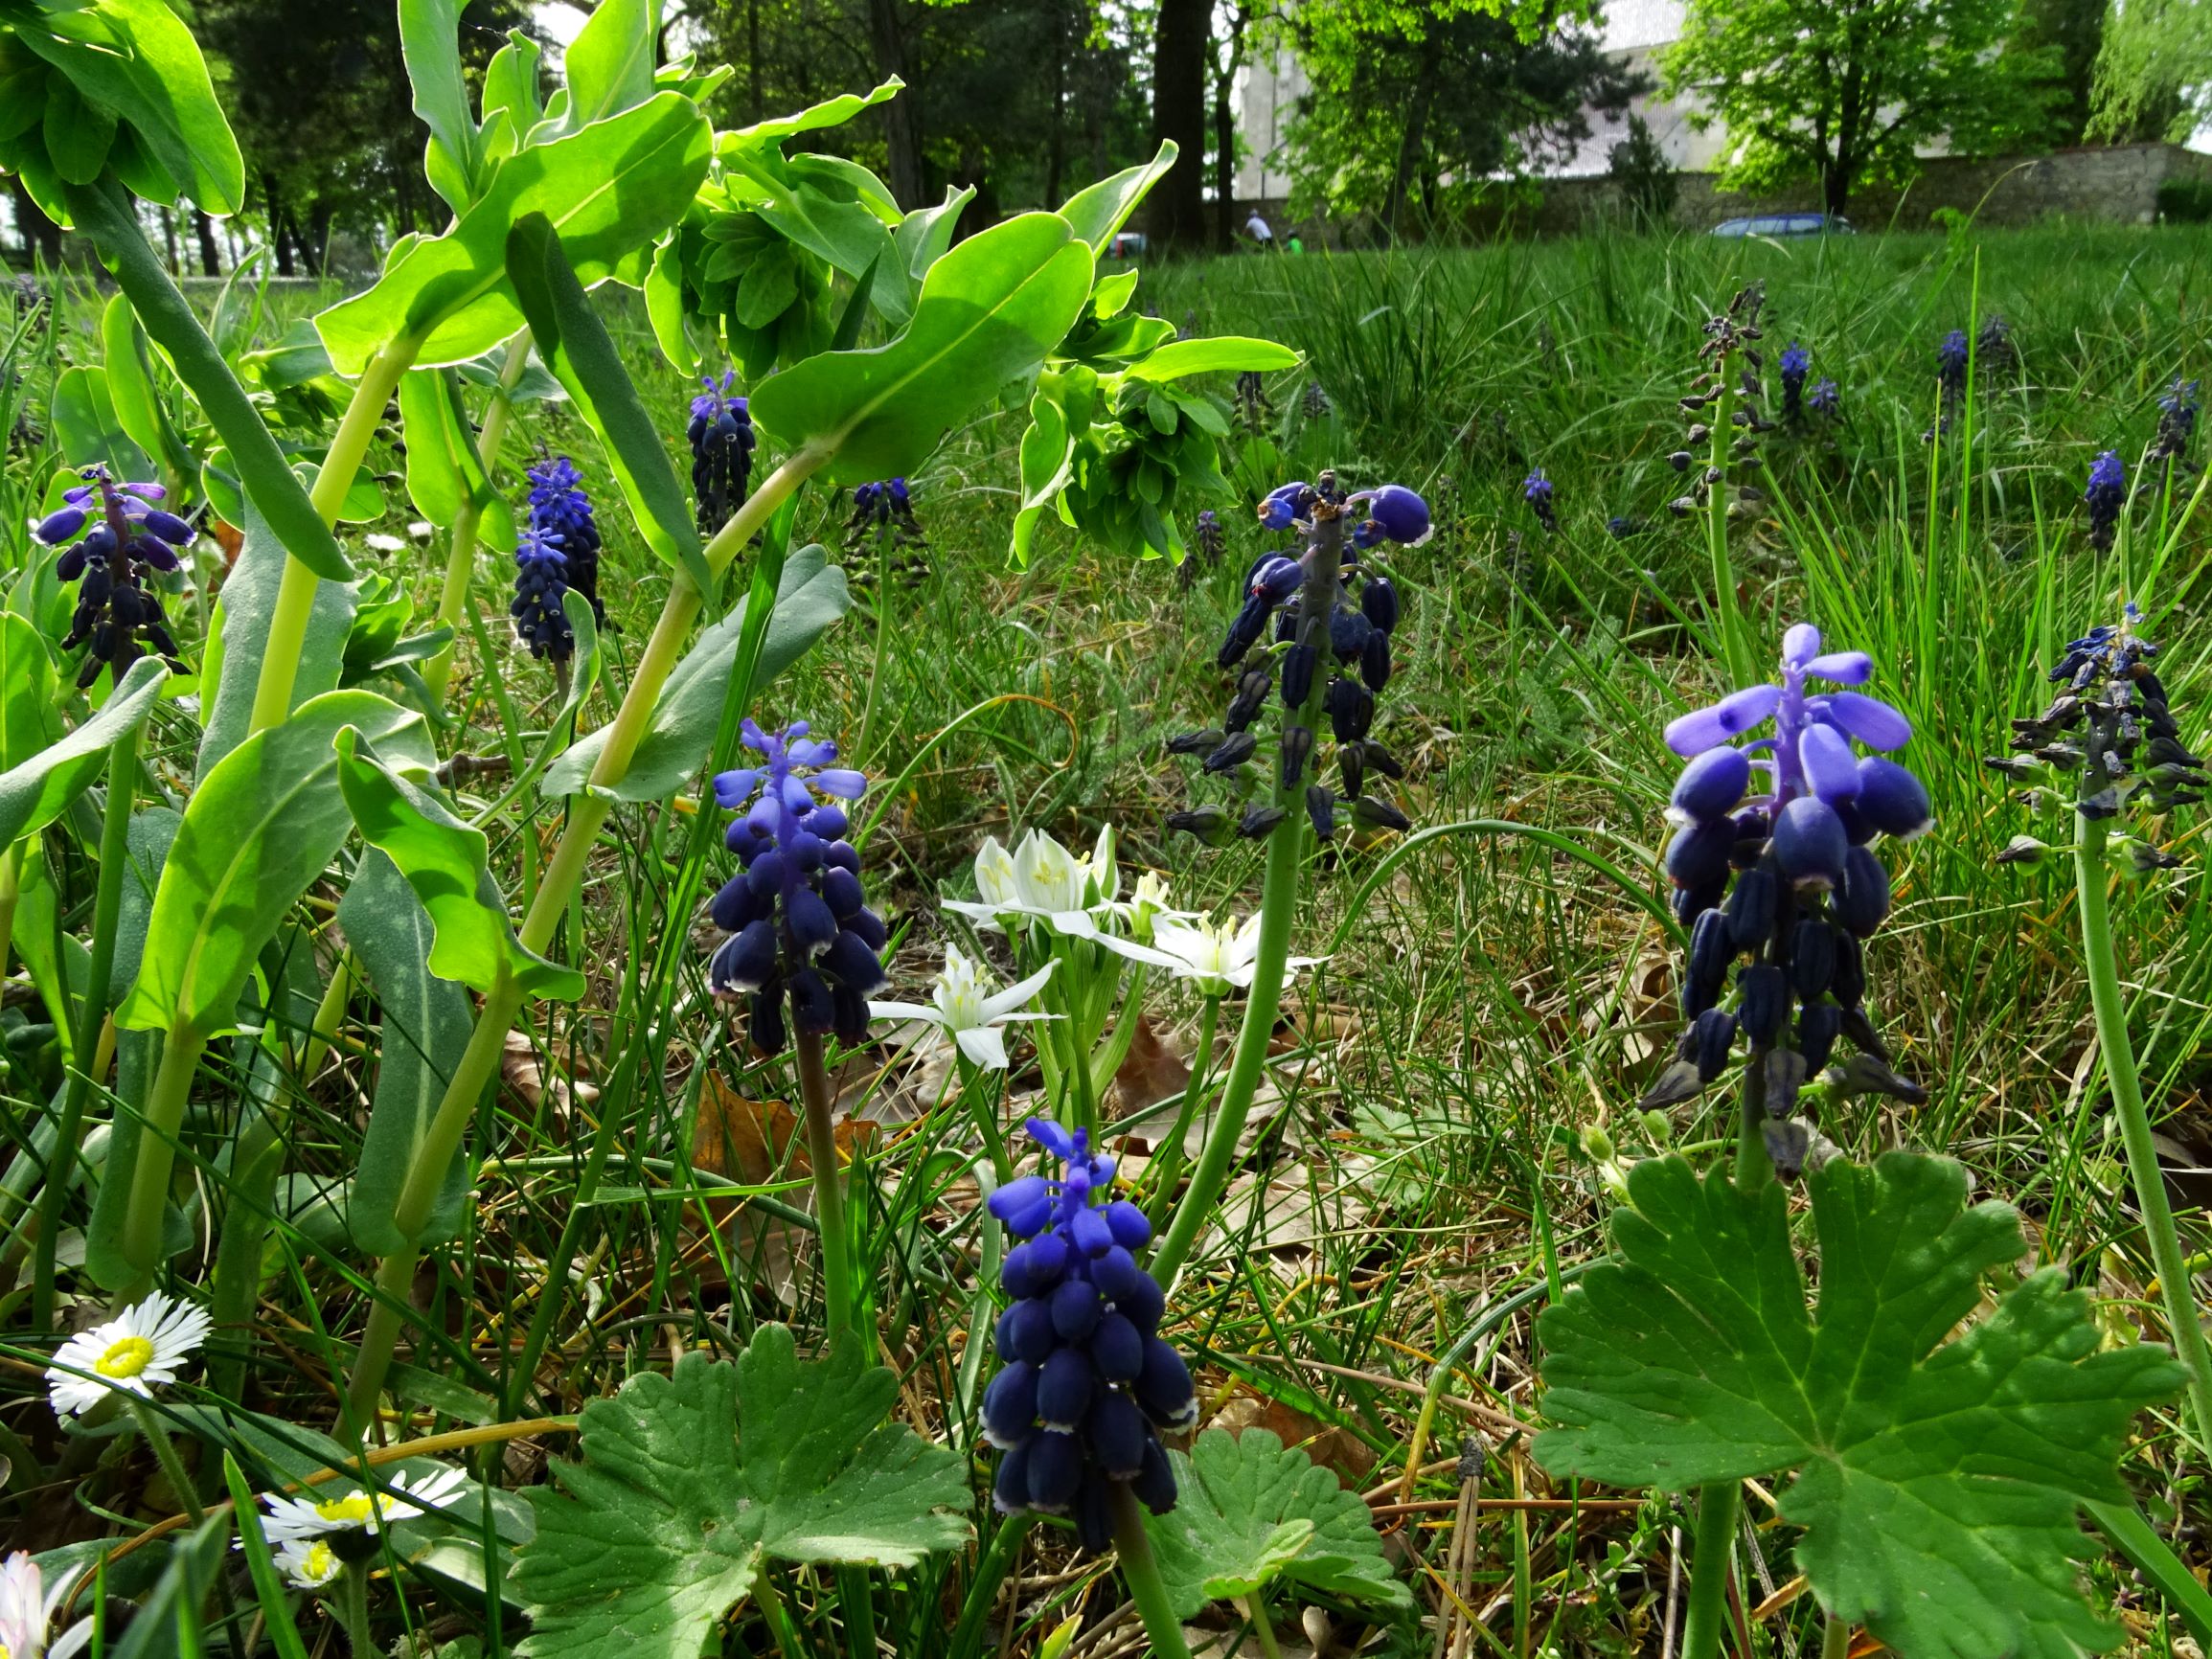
[1667,283,1770,521]
[843,478,926,560]
[1991,605,2206,846]
[705,720,885,1051]
[1183,508,1226,591]
[1925,328,1971,443]
[1522,467,1557,534]
[510,528,574,661]
[2150,377,2201,483]
[1166,472,1422,848]
[1233,371,1273,437]
[2084,451,2126,553]
[525,457,604,625]
[983,1118,1194,1550]
[1976,314,2016,378]
[36,466,192,689]
[688,371,757,535]
[1778,341,1810,424]
[1650,624,1929,1175]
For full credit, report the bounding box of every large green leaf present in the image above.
[398,366,513,549]
[1143,1427,1414,1620]
[335,727,582,1000]
[64,179,353,582]
[341,852,473,1255]
[315,92,712,375]
[561,0,658,129]
[0,611,61,771]
[49,364,150,481]
[11,0,244,211]
[505,215,711,598]
[106,805,177,1006]
[0,655,166,851]
[1534,1152,2185,1659]
[1122,337,1302,383]
[1057,142,1176,252]
[116,691,431,1041]
[100,292,195,486]
[399,0,482,212]
[513,1328,970,1659]
[197,500,357,778]
[541,546,847,801]
[718,79,901,151]
[748,212,1093,486]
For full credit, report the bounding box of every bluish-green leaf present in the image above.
[198,500,358,778]
[513,1329,970,1659]
[504,214,713,597]
[562,0,658,129]
[13,0,245,211]
[117,691,432,1041]
[1057,141,1176,252]
[0,655,166,851]
[100,292,196,486]
[315,93,712,375]
[50,364,150,481]
[0,612,61,772]
[399,0,482,211]
[336,727,583,1000]
[341,852,473,1255]
[1535,1152,2187,1659]
[542,546,847,801]
[749,213,1094,485]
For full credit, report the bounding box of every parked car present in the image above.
[1107,231,1150,260]
[1710,213,1855,238]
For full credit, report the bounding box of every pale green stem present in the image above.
[1821,1616,1852,1659]
[796,1027,856,1347]
[119,1023,209,1297]
[1149,508,1345,1287]
[247,339,420,738]
[342,448,829,1419]
[1705,370,1751,687]
[299,948,356,1079]
[34,726,139,1328]
[1106,1483,1194,1659]
[128,1396,204,1522]
[1142,993,1220,1228]
[0,840,22,983]
[1677,1482,1739,1659]
[423,335,532,705]
[2076,812,2212,1451]
[1243,1593,1283,1659]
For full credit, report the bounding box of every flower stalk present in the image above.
[1106,1484,1193,1659]
[424,331,534,704]
[795,1027,857,1347]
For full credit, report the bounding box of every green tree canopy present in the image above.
[1663,0,2060,216]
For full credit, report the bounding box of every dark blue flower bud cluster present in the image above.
[1668,284,1769,519]
[526,457,603,626]
[2147,377,2201,493]
[706,719,884,1051]
[1651,624,1930,1171]
[1778,342,1810,424]
[1522,467,1557,534]
[511,529,573,662]
[1182,508,1225,592]
[1993,605,2205,825]
[1234,371,1273,437]
[1925,328,1971,443]
[1976,314,2015,378]
[36,466,190,689]
[1170,473,1423,847]
[1807,377,1840,419]
[984,1118,1193,1550]
[843,478,926,562]
[2084,450,2126,553]
[687,371,756,535]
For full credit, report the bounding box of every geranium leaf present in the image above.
[1534,1151,2186,1659]
[514,1329,970,1659]
[1142,1427,1415,1621]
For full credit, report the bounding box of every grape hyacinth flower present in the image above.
[1183,507,1225,590]
[1807,377,1840,420]
[1234,371,1273,436]
[1170,473,1423,848]
[1976,313,2016,377]
[510,526,573,662]
[1651,624,1930,1174]
[1303,380,1332,420]
[843,478,926,557]
[1926,328,1971,442]
[525,457,604,625]
[1778,341,1810,424]
[2146,376,2201,492]
[2084,450,2126,552]
[1523,467,1558,534]
[35,466,192,689]
[984,1118,1193,1550]
[1668,283,1770,519]
[688,371,757,534]
[706,721,884,1050]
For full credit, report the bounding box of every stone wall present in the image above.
[1237,143,2212,245]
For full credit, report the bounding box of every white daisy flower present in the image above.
[361,534,407,555]
[274,1538,345,1591]
[260,1466,471,1548]
[945,827,1124,940]
[869,948,1059,1071]
[0,1550,91,1659]
[46,1291,213,1418]
[1099,913,1325,996]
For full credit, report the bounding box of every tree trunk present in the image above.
[1384,84,1433,241]
[1212,55,1235,248]
[1046,0,1067,207]
[1149,0,1211,248]
[159,208,179,275]
[1823,162,1851,216]
[11,182,62,266]
[194,210,220,278]
[868,0,924,207]
[305,202,333,277]
[264,174,295,277]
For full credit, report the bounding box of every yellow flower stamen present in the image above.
[314,1493,376,1526]
[303,1541,336,1583]
[95,1335,154,1378]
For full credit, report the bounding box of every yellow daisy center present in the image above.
[302,1541,336,1582]
[95,1335,155,1378]
[315,1493,376,1526]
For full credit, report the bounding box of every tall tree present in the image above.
[1150,0,1212,246]
[2011,0,2105,145]
[2087,0,2201,142]
[1663,0,2059,216]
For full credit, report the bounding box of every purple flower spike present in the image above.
[1772,796,1849,890]
[1797,723,1862,802]
[1665,684,1783,757]
[1669,746,1751,825]
[1805,651,1872,685]
[1855,758,1932,839]
[1365,484,1430,545]
[1820,691,1911,751]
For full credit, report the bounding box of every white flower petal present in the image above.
[954,1024,1012,1070]
[865,1000,940,1024]
[979,959,1059,1019]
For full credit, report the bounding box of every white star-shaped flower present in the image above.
[46,1291,212,1419]
[869,948,1059,1070]
[1099,913,1324,996]
[259,1466,471,1549]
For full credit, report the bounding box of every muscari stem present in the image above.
[2075,812,2212,1452]
[1148,510,1344,1288]
[796,1027,857,1348]
[118,1022,208,1297]
[855,516,895,762]
[34,726,140,1329]
[424,336,532,705]
[1142,993,1220,1229]
[248,339,421,738]
[342,450,828,1419]
[1106,1483,1194,1659]
[1677,1479,1740,1659]
[1704,371,1750,688]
